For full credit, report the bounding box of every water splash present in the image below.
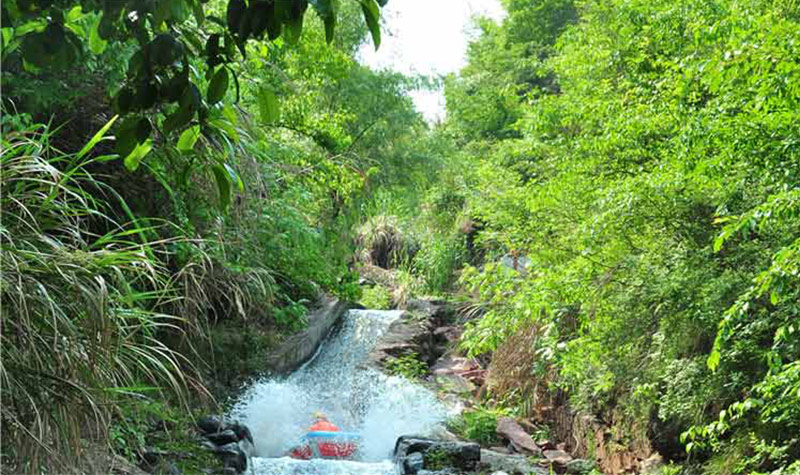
[230,309,447,472]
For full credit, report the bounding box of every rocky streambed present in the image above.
[186,297,603,475]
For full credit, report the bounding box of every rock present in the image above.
[395,436,481,474]
[222,468,238,475]
[431,354,480,375]
[459,369,487,387]
[163,461,182,475]
[370,314,436,367]
[640,453,665,474]
[496,417,543,456]
[197,415,226,434]
[517,419,537,434]
[403,452,425,474]
[566,459,597,474]
[536,439,555,450]
[543,449,573,466]
[480,449,548,475]
[206,429,239,446]
[434,373,476,396]
[230,423,254,445]
[200,439,217,451]
[80,443,150,475]
[489,446,511,454]
[432,326,462,343]
[215,442,247,474]
[491,472,511,475]
[406,298,450,323]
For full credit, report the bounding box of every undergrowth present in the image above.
[0,119,201,472]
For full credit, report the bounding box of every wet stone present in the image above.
[403,452,425,474]
[229,423,253,445]
[197,415,226,434]
[206,429,238,446]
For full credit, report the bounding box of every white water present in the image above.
[230,309,448,474]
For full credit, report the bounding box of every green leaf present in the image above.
[707,350,721,371]
[360,0,380,50]
[211,164,232,208]
[163,107,193,136]
[77,114,118,159]
[123,140,153,171]
[223,162,245,192]
[286,14,304,44]
[227,0,246,36]
[207,67,229,104]
[257,86,280,124]
[177,126,201,152]
[115,117,141,157]
[323,15,335,43]
[311,0,339,41]
[88,14,108,54]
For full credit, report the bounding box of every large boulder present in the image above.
[197,415,226,435]
[215,442,247,473]
[495,417,542,456]
[480,449,548,475]
[370,299,453,370]
[206,429,239,446]
[394,436,481,474]
[197,416,253,474]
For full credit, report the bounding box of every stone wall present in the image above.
[265,297,348,374]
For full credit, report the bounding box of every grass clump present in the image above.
[0,120,201,472]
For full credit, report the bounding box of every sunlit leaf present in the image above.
[123,140,153,171]
[257,86,280,124]
[177,126,201,152]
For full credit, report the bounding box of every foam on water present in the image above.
[229,309,447,473]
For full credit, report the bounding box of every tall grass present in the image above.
[0,121,199,473]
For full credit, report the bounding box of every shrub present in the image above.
[385,352,429,380]
[447,406,507,446]
[360,285,393,310]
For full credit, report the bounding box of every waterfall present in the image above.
[229,309,447,474]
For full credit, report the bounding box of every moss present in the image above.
[424,447,451,470]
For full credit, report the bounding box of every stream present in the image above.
[229,309,448,474]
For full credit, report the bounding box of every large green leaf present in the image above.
[163,106,194,136]
[360,0,380,50]
[123,140,153,171]
[207,67,229,104]
[77,114,118,159]
[257,86,280,124]
[211,163,232,208]
[88,13,108,54]
[177,126,201,152]
[224,163,245,192]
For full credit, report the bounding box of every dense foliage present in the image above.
[3,0,799,473]
[414,0,800,472]
[0,0,434,472]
